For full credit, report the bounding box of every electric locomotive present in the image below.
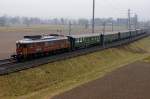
[12,34,70,60]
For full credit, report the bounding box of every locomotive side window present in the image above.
[17,43,27,48]
[45,42,49,46]
[48,41,51,45]
[27,43,34,48]
[37,42,44,46]
[22,44,27,48]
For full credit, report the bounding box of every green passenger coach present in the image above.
[68,33,101,49]
[67,29,146,51]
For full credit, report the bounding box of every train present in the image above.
[11,29,147,61]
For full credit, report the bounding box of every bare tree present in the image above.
[0,16,7,26]
[22,17,31,27]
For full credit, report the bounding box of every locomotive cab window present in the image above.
[16,43,20,48]
[16,43,27,48]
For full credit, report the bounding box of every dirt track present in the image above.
[52,62,150,99]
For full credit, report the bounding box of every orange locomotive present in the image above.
[14,34,70,60]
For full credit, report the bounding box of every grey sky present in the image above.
[0,0,149,20]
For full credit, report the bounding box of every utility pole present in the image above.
[117,19,120,31]
[92,0,95,33]
[112,21,114,32]
[128,9,131,30]
[69,21,72,35]
[103,21,106,34]
[134,13,138,29]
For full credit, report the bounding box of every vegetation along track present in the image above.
[0,33,149,75]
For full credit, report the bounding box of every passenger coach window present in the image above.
[79,38,82,43]
[76,38,79,43]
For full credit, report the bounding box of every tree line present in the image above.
[0,15,148,28]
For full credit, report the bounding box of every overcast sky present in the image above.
[0,0,149,21]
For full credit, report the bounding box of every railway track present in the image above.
[0,33,149,75]
[0,59,15,66]
[0,59,10,64]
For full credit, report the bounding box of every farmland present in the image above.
[0,36,149,99]
[0,25,127,34]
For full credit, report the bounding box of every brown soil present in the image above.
[52,62,150,99]
[0,32,43,59]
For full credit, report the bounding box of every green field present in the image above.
[0,37,149,99]
[0,25,127,34]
